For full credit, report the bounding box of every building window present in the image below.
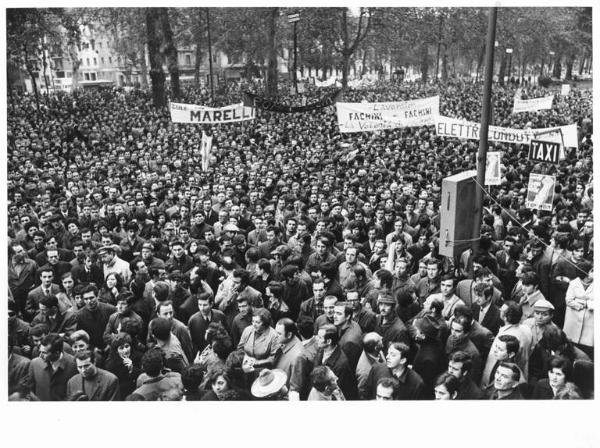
[108,57,112,64]
[101,57,105,64]
[84,73,90,80]
[117,56,121,65]
[91,73,97,81]
[93,57,97,65]
[66,71,72,77]
[185,54,191,65]
[90,39,95,50]
[98,42,102,49]
[86,58,90,66]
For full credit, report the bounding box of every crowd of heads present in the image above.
[7,74,593,401]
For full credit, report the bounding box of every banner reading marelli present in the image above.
[170,102,255,124]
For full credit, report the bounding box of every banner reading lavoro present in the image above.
[336,96,439,133]
[434,116,578,148]
[512,95,554,114]
[170,102,255,124]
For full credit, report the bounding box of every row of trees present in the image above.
[7,7,592,108]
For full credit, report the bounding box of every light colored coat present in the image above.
[563,278,594,346]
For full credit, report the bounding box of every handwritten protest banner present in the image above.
[512,95,554,114]
[336,96,439,133]
[526,174,556,211]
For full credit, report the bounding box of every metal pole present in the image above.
[206,9,214,102]
[293,21,298,94]
[472,7,498,254]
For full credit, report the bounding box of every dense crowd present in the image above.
[7,75,594,401]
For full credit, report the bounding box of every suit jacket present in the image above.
[31,309,78,337]
[28,353,78,401]
[337,321,363,369]
[374,315,410,348]
[366,362,425,400]
[8,353,31,395]
[531,378,558,399]
[25,284,62,319]
[315,346,358,400]
[472,303,503,336]
[66,368,120,401]
[188,310,228,354]
[469,321,495,361]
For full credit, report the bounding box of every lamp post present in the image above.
[287,12,300,94]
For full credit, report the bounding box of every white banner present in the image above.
[526,174,556,211]
[170,102,255,124]
[512,95,554,114]
[314,77,338,87]
[201,132,213,172]
[434,116,578,148]
[485,152,502,185]
[561,84,571,96]
[336,96,439,133]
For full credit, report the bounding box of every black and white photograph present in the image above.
[2,1,598,446]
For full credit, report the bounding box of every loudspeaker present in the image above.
[438,170,477,258]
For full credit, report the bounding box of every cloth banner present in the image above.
[526,174,556,211]
[485,152,502,185]
[243,90,341,113]
[200,132,213,172]
[170,102,255,124]
[314,77,338,87]
[561,84,571,96]
[336,96,440,133]
[434,115,578,148]
[512,95,554,114]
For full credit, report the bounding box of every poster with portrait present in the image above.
[485,152,502,185]
[526,173,556,211]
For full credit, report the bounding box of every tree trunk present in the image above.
[419,44,429,83]
[435,15,444,81]
[266,7,278,97]
[578,54,585,75]
[146,8,167,108]
[24,55,40,111]
[342,52,350,88]
[552,54,562,78]
[441,44,448,83]
[475,42,485,82]
[139,43,149,89]
[194,10,203,87]
[565,54,575,80]
[361,48,368,76]
[539,58,545,77]
[160,8,181,101]
[69,43,81,91]
[497,50,506,85]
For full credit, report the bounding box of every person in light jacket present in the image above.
[563,261,593,358]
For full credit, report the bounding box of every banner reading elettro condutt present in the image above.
[512,95,554,114]
[336,96,439,133]
[434,115,578,148]
[169,102,255,124]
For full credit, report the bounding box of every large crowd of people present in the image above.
[7,74,594,401]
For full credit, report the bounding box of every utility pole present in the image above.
[288,12,300,94]
[472,7,498,254]
[205,8,214,102]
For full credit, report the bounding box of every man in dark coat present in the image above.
[365,341,425,400]
[447,351,485,400]
[76,284,116,350]
[187,293,228,355]
[373,294,410,350]
[485,362,524,399]
[333,302,363,369]
[313,324,358,400]
[411,315,446,398]
[27,333,78,401]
